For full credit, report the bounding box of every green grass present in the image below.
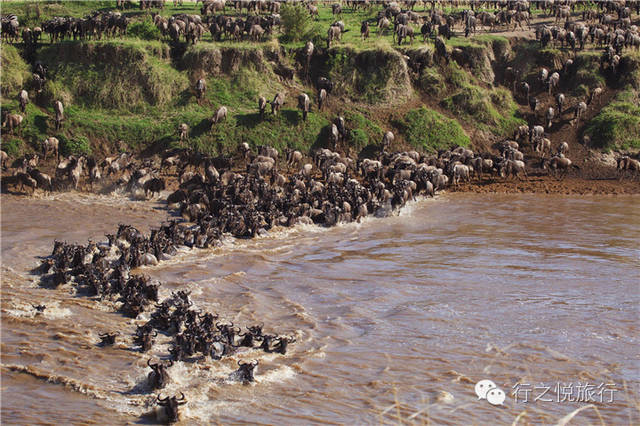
[394,107,470,152]
[619,51,640,90]
[59,134,92,156]
[584,88,640,151]
[6,1,115,28]
[1,1,578,158]
[440,82,525,137]
[0,44,30,97]
[1,137,23,157]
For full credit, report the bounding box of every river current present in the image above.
[1,192,638,424]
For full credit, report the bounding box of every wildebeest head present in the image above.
[148,358,173,389]
[156,392,186,423]
[236,360,259,384]
[98,331,119,346]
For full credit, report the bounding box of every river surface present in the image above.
[1,192,639,425]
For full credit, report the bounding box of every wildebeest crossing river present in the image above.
[1,192,638,424]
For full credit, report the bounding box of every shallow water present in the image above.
[1,192,639,424]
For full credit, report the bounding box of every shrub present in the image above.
[1,45,30,97]
[394,107,469,152]
[349,128,369,148]
[60,135,92,156]
[584,89,640,150]
[128,18,161,41]
[2,138,23,157]
[280,3,313,43]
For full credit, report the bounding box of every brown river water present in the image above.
[1,192,639,425]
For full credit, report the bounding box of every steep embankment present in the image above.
[1,35,527,159]
[1,34,638,172]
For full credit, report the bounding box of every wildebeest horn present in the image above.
[251,360,259,366]
[147,359,156,368]
[153,331,158,337]
[177,392,186,401]
[157,394,168,402]
[167,360,174,367]
[238,360,246,367]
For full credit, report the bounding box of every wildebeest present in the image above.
[545,107,554,128]
[29,168,53,192]
[232,360,258,384]
[500,159,527,180]
[156,392,186,423]
[42,137,59,162]
[178,123,189,143]
[144,177,166,197]
[617,156,640,176]
[286,150,303,170]
[547,72,560,95]
[453,164,470,186]
[68,156,85,190]
[535,137,552,157]
[361,20,369,40]
[54,100,64,130]
[148,359,173,390]
[588,87,603,106]
[269,93,285,115]
[381,131,394,151]
[297,93,310,121]
[329,123,339,150]
[258,96,267,118]
[18,90,29,113]
[0,150,8,170]
[434,36,449,63]
[556,93,565,114]
[542,156,578,179]
[558,141,569,155]
[2,112,23,134]
[327,25,341,48]
[211,106,228,125]
[14,172,38,194]
[194,78,206,101]
[318,88,327,111]
[378,16,391,36]
[98,331,119,346]
[303,41,314,79]
[573,101,587,124]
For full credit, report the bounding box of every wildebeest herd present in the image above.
[27,132,604,421]
[3,0,640,423]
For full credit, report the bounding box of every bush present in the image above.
[394,107,470,152]
[1,45,30,97]
[441,83,524,137]
[280,3,314,43]
[584,89,640,151]
[60,135,92,156]
[128,18,161,41]
[349,128,369,148]
[2,138,23,157]
[417,67,446,97]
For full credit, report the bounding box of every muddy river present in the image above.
[1,192,638,424]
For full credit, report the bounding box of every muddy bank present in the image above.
[454,176,639,195]
[453,174,640,195]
